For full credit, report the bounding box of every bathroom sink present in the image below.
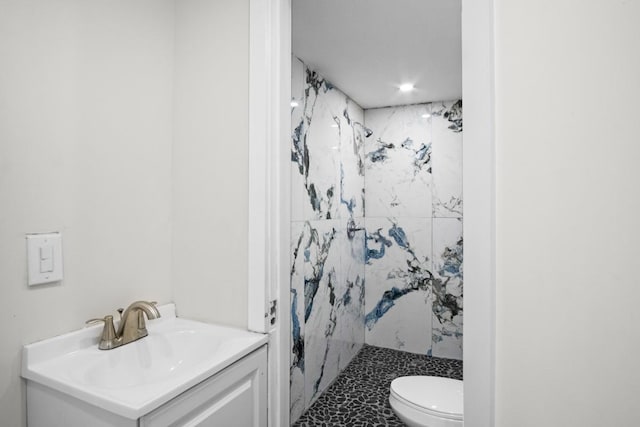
[22,304,268,419]
[68,328,222,389]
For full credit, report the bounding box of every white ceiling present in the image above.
[292,0,462,109]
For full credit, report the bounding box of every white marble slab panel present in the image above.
[291,57,307,224]
[364,104,432,218]
[291,58,366,222]
[290,218,366,418]
[338,102,366,220]
[364,217,432,354]
[431,100,463,218]
[431,218,463,359]
[334,217,365,371]
[289,221,306,422]
[295,219,341,406]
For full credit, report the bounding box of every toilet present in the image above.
[389,376,463,427]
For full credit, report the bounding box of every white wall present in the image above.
[172,0,249,328]
[0,1,175,426]
[494,1,640,425]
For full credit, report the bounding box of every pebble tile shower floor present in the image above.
[293,345,463,426]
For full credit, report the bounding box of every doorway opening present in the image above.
[247,1,495,426]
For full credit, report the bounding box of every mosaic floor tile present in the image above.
[293,345,463,426]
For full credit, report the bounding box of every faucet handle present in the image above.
[86,317,108,326]
[85,315,118,350]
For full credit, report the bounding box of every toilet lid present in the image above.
[390,376,463,419]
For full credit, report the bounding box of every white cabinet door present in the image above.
[141,346,267,427]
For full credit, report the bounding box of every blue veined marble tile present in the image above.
[290,221,306,422]
[289,220,341,407]
[290,286,306,422]
[433,99,462,133]
[290,57,307,226]
[289,218,366,409]
[432,100,463,218]
[335,217,365,372]
[431,218,463,360]
[364,217,433,354]
[290,59,338,221]
[291,287,304,373]
[302,221,339,322]
[289,220,341,408]
[338,103,366,220]
[364,104,433,218]
[291,57,365,222]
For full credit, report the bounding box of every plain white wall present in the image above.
[172,0,249,328]
[494,1,640,425]
[0,0,175,425]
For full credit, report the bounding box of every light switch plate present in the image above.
[26,233,64,286]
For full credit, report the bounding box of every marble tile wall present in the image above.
[290,57,463,423]
[290,58,366,422]
[363,101,463,359]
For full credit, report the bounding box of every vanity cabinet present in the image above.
[26,345,267,427]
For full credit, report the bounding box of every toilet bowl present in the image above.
[389,376,463,427]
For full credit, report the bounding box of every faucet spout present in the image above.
[115,301,161,345]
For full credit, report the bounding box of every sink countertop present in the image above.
[21,303,268,419]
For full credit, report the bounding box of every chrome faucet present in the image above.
[86,301,161,350]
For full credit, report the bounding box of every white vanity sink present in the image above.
[69,328,223,390]
[22,304,268,426]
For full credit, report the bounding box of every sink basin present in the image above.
[22,304,268,419]
[69,328,222,389]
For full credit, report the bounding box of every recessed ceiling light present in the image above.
[399,83,415,92]
[290,100,299,107]
[330,124,339,128]
[422,113,431,118]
